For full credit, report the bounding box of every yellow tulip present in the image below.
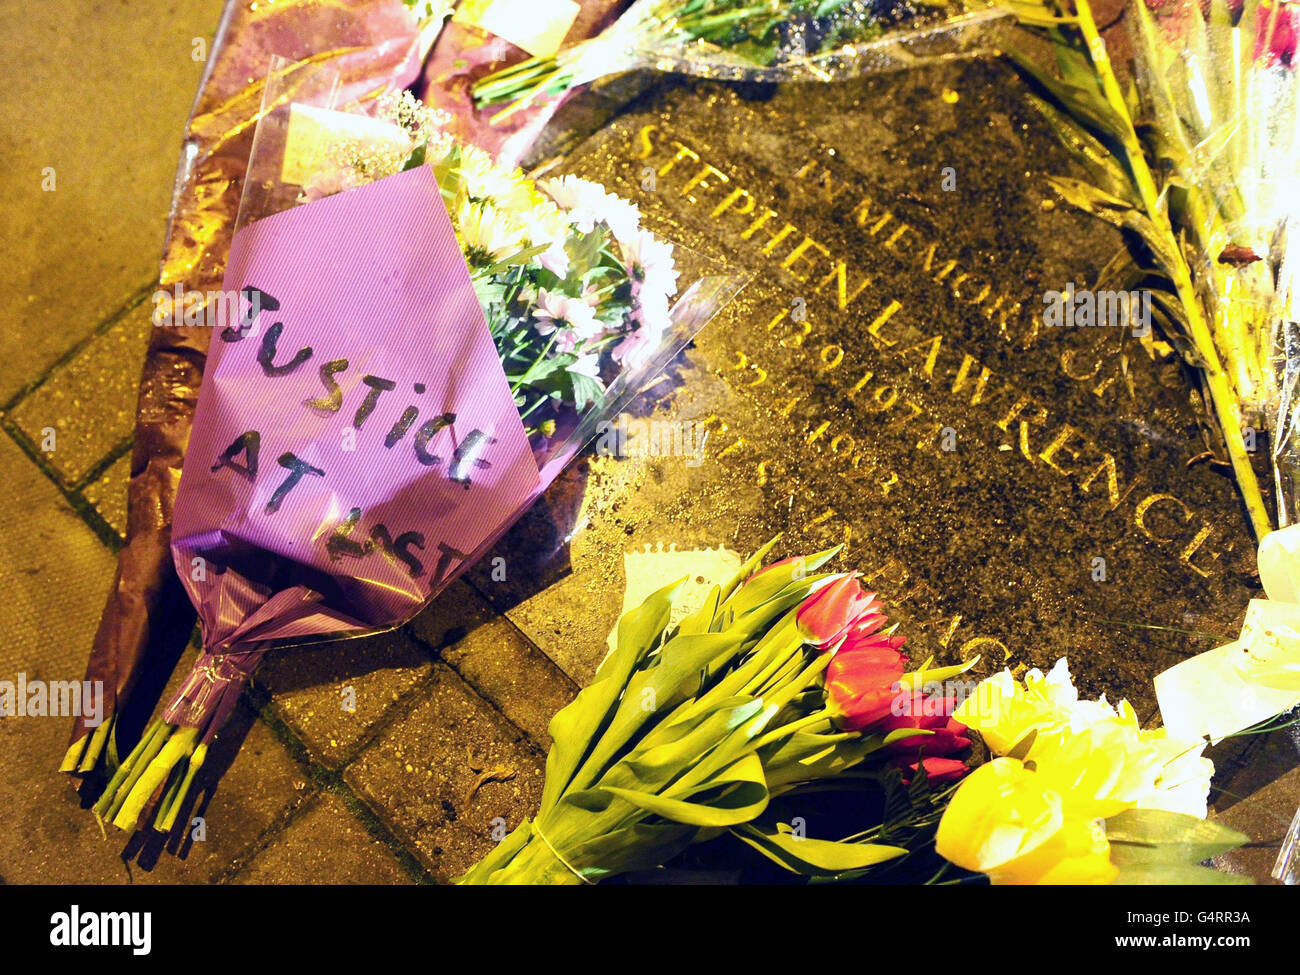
[985,815,1118,886]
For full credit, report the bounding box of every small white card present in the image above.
[1156,606,1300,742]
[604,544,744,658]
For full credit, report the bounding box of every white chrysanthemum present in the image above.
[456,200,527,264]
[534,288,602,343]
[599,195,641,244]
[632,285,671,340]
[539,174,608,226]
[539,174,640,241]
[621,227,678,297]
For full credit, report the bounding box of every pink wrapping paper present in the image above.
[167,166,541,721]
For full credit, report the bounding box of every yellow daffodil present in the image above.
[1027,714,1163,820]
[939,657,1215,884]
[953,657,1078,753]
[935,757,1118,885]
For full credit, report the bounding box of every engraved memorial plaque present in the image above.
[467,57,1262,716]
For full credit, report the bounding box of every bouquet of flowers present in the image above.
[458,541,976,884]
[61,0,438,801]
[937,660,1248,885]
[71,62,745,835]
[1007,0,1300,886]
[455,542,1251,884]
[415,0,636,165]
[1008,0,1300,538]
[470,0,1013,123]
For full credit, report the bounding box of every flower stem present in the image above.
[94,718,165,822]
[1071,0,1272,538]
[111,725,200,831]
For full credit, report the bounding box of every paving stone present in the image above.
[0,434,116,682]
[0,0,225,402]
[344,663,545,882]
[255,627,435,770]
[406,578,501,650]
[440,613,577,750]
[9,300,151,484]
[0,631,310,884]
[232,791,415,885]
[0,683,310,884]
[408,577,578,748]
[82,451,132,538]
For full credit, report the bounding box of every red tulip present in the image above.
[880,701,972,757]
[825,640,906,731]
[796,574,883,650]
[1255,2,1298,66]
[893,757,969,785]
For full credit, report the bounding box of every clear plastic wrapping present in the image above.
[95,54,747,833]
[1129,0,1300,521]
[471,0,1013,119]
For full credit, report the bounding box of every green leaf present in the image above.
[674,583,721,637]
[717,536,782,603]
[564,632,743,798]
[883,727,933,747]
[1045,175,1182,274]
[1104,808,1250,865]
[600,754,770,827]
[763,730,883,790]
[1027,94,1138,204]
[401,140,426,171]
[560,820,699,883]
[721,545,841,619]
[1005,728,1038,762]
[616,698,768,789]
[731,823,905,876]
[538,577,681,815]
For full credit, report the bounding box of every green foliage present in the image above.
[457,546,939,884]
[1105,808,1252,885]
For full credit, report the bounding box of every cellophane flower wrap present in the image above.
[471,0,1014,121]
[93,58,746,834]
[1126,0,1300,525]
